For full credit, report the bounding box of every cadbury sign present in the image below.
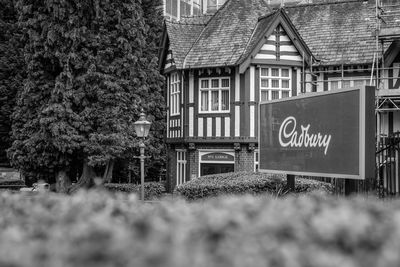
[259,87,375,180]
[279,116,332,155]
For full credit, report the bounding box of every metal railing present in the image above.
[376,132,400,197]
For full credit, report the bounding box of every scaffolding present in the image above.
[299,0,400,196]
[301,1,400,109]
[375,0,400,113]
[375,0,400,197]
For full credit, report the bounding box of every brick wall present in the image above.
[188,149,198,181]
[166,143,257,192]
[235,144,255,172]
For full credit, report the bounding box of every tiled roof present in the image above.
[183,0,272,68]
[165,16,209,69]
[238,12,278,65]
[164,0,400,69]
[286,0,400,65]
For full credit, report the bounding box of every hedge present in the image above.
[0,190,399,267]
[104,182,165,200]
[175,172,333,200]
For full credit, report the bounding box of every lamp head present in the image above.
[133,112,152,138]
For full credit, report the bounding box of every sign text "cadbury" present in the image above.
[278,116,332,155]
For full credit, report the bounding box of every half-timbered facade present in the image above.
[159,0,400,191]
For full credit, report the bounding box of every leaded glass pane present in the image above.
[201,91,208,111]
[211,91,219,111]
[201,80,209,88]
[282,91,290,98]
[281,69,290,77]
[261,68,268,76]
[211,79,219,88]
[221,78,229,88]
[261,91,268,101]
[261,79,269,88]
[282,80,289,88]
[271,90,279,100]
[271,79,279,88]
[221,90,229,110]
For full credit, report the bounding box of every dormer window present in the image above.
[199,77,230,113]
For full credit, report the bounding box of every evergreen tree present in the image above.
[137,0,166,180]
[0,0,25,168]
[9,0,166,192]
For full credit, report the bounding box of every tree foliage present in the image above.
[8,0,166,189]
[0,0,25,167]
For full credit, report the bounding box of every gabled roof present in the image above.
[183,0,272,69]
[285,0,399,66]
[159,16,210,70]
[238,8,315,73]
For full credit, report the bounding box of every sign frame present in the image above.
[258,86,375,180]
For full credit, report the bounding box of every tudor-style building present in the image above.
[159,0,400,192]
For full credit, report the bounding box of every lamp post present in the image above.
[133,112,152,201]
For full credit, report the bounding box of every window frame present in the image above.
[328,77,375,91]
[260,67,292,101]
[176,149,187,186]
[208,0,226,10]
[199,77,230,114]
[170,72,181,116]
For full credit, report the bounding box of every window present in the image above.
[199,77,230,113]
[165,0,178,20]
[192,0,201,15]
[176,150,187,186]
[170,73,180,116]
[260,67,291,101]
[328,77,375,91]
[165,0,203,20]
[254,150,259,172]
[208,0,226,10]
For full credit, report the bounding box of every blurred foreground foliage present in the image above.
[175,172,334,200]
[0,191,399,267]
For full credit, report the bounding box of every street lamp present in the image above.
[133,112,152,201]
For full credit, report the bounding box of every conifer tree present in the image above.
[0,0,24,167]
[9,0,165,191]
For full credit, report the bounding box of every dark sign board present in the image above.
[201,153,234,162]
[259,87,375,179]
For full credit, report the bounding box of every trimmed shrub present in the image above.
[295,176,334,194]
[0,191,399,267]
[104,182,165,200]
[175,172,333,200]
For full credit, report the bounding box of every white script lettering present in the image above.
[278,116,332,155]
